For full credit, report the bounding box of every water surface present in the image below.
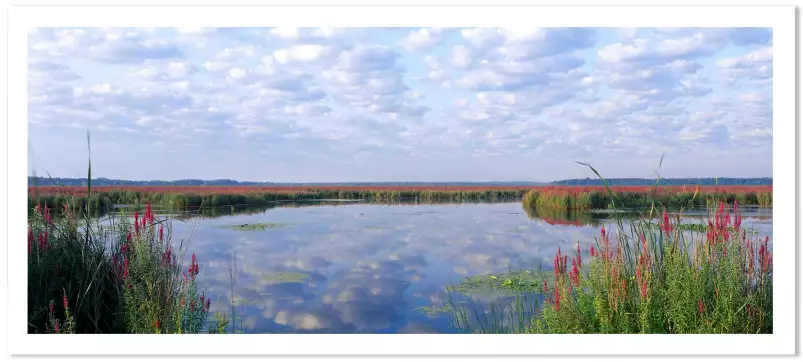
[145,202,773,333]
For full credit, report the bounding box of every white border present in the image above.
[6,3,795,357]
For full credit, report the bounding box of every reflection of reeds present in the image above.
[523,205,596,227]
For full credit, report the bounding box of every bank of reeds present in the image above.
[522,188,772,211]
[29,189,530,214]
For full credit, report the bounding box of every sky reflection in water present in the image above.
[161,202,773,334]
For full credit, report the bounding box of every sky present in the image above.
[27,27,773,183]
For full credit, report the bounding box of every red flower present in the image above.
[159,225,164,242]
[28,227,33,255]
[146,203,153,223]
[54,320,59,333]
[698,300,704,314]
[570,261,580,287]
[154,319,160,330]
[63,290,69,310]
[205,298,211,312]
[188,253,200,279]
[576,243,582,267]
[660,211,673,236]
[123,257,130,279]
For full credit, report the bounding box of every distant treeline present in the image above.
[28,177,546,187]
[550,178,772,186]
[26,176,773,187]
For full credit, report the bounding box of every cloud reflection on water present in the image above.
[165,202,772,333]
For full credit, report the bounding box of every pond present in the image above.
[123,201,773,334]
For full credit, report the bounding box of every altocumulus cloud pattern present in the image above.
[27,27,772,182]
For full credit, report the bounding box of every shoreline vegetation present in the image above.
[440,201,773,334]
[29,184,772,215]
[437,163,773,334]
[28,201,231,334]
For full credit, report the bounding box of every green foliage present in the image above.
[27,202,230,334]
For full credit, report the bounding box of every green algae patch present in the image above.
[260,272,310,284]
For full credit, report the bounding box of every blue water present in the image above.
[151,202,773,334]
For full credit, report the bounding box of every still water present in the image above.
[146,202,773,334]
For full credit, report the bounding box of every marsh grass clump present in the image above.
[521,186,772,212]
[534,202,772,334]
[27,201,229,334]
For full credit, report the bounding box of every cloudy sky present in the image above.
[27,27,772,182]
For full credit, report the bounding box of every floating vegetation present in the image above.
[449,270,554,297]
[260,272,310,284]
[414,305,454,316]
[222,222,285,231]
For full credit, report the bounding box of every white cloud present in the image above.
[269,27,300,39]
[403,28,443,51]
[27,27,772,181]
[273,45,329,64]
